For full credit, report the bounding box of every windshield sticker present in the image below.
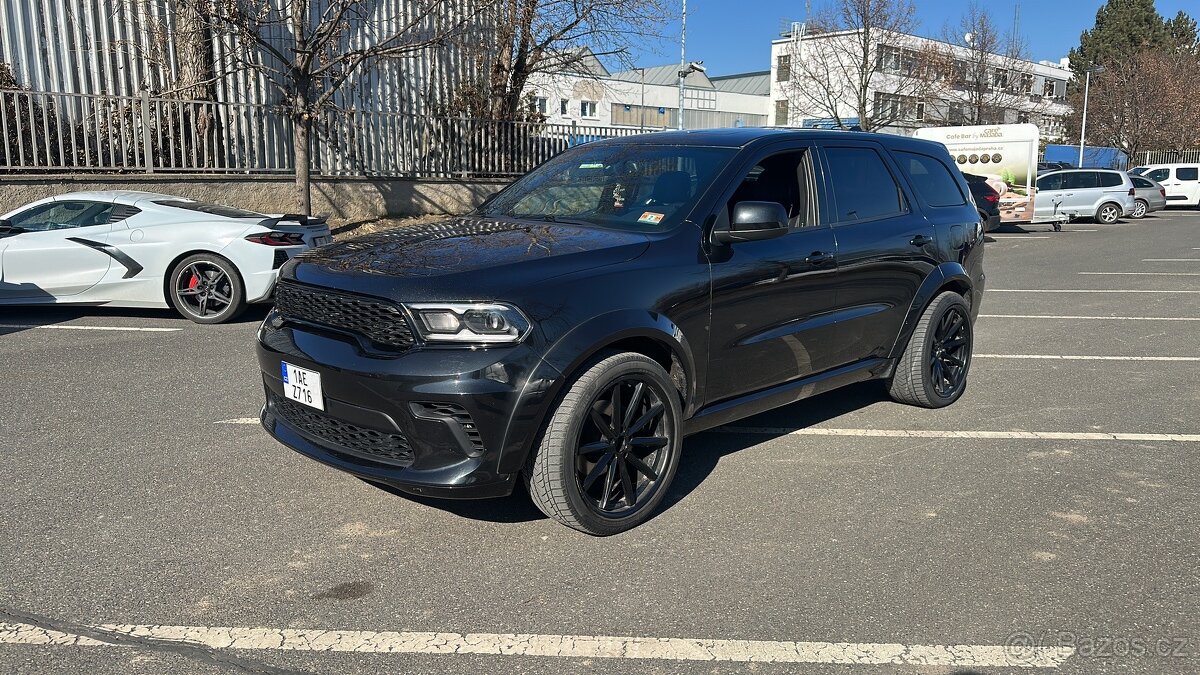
[638,211,664,225]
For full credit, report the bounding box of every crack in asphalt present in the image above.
[0,606,312,675]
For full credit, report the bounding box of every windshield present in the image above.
[479,143,736,231]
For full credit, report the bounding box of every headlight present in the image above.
[406,303,532,344]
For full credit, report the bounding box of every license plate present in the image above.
[281,361,324,410]
[312,235,332,246]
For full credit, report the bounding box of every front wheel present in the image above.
[168,253,247,324]
[1131,199,1148,219]
[888,291,973,408]
[1096,202,1122,224]
[526,352,683,536]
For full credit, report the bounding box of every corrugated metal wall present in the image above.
[0,0,483,114]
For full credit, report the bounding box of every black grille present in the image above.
[274,282,415,350]
[108,204,142,223]
[270,392,414,467]
[413,402,485,453]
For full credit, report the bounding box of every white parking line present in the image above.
[1143,258,1200,262]
[981,314,1200,321]
[989,235,1050,239]
[1078,272,1200,276]
[990,289,1200,294]
[0,324,181,332]
[216,418,260,425]
[715,427,1200,443]
[976,354,1200,361]
[0,621,1074,668]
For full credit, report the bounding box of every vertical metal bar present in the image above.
[141,90,154,172]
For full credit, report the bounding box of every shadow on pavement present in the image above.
[0,303,271,334]
[367,380,888,528]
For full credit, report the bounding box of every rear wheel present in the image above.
[1096,202,1122,224]
[1131,199,1148,219]
[888,291,973,408]
[168,254,246,324]
[526,352,683,536]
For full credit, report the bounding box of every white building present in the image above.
[523,50,771,130]
[769,27,1072,138]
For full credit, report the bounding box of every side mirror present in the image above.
[0,219,20,237]
[711,201,789,245]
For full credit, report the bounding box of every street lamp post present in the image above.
[678,0,686,130]
[1078,65,1105,167]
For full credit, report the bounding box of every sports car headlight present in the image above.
[406,303,532,344]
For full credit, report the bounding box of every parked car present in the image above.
[963,173,1002,231]
[0,191,331,323]
[1128,174,1168,218]
[1037,161,1074,174]
[256,129,985,535]
[1033,169,1137,224]
[1128,164,1200,207]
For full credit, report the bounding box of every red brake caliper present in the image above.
[188,272,200,289]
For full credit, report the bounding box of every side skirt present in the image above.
[683,358,895,436]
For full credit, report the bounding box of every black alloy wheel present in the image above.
[526,351,683,535]
[929,305,971,399]
[575,377,672,517]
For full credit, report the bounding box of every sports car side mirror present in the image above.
[0,219,22,237]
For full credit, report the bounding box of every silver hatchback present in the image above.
[1129,174,1168,218]
[1034,169,1137,224]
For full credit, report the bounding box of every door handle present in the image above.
[909,235,933,247]
[804,250,832,265]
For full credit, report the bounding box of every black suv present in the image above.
[257,129,985,535]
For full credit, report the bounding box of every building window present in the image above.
[774,99,789,126]
[530,96,548,115]
[776,54,791,82]
[580,100,598,118]
[873,91,923,123]
[1043,79,1058,97]
[1019,73,1033,94]
[683,87,717,110]
[993,68,1009,90]
[876,44,902,73]
[560,98,569,115]
[915,100,925,121]
[1017,111,1030,124]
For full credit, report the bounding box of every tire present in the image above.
[1095,202,1122,224]
[1131,199,1148,219]
[888,291,973,408]
[526,351,683,536]
[167,253,247,324]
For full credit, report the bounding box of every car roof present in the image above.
[53,190,193,206]
[589,127,951,155]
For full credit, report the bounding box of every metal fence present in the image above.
[0,88,646,178]
[1138,149,1200,165]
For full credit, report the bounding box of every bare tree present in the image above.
[779,0,937,132]
[205,0,488,214]
[925,2,1046,126]
[448,0,675,121]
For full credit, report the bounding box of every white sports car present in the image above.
[0,191,331,323]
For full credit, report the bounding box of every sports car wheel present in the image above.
[169,254,247,324]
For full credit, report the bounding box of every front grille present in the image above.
[270,392,414,467]
[413,402,485,453]
[274,282,415,350]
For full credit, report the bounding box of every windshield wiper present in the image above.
[508,213,592,227]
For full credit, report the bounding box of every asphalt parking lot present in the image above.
[2,210,1199,674]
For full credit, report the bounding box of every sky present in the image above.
[625,0,1198,77]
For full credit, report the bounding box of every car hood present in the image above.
[285,216,651,301]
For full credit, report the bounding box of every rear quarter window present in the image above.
[1097,172,1123,188]
[895,151,966,207]
[1147,168,1170,182]
[1130,176,1154,188]
[1178,167,1199,181]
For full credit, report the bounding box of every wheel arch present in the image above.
[1094,200,1124,221]
[495,310,699,476]
[888,263,973,360]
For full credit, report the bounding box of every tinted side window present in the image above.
[896,151,966,207]
[1036,174,1063,191]
[727,150,816,229]
[1097,172,1123,188]
[1177,167,1199,181]
[8,201,114,232]
[1130,176,1154,188]
[1063,172,1099,189]
[824,147,904,222]
[1147,168,1170,182]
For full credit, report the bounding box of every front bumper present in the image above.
[257,312,562,499]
